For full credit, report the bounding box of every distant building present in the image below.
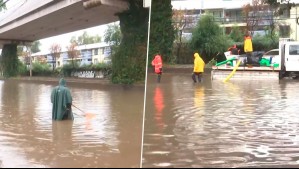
[172,0,299,40]
[28,42,111,69]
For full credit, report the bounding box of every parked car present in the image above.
[262,49,280,66]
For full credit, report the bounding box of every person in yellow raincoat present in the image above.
[244,32,253,64]
[192,52,205,83]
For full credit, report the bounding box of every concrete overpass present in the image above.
[0,0,150,46]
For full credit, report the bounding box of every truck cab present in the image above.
[279,39,299,78]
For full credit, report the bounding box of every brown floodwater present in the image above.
[0,79,144,168]
[143,73,299,168]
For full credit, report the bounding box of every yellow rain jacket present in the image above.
[193,53,205,73]
[244,36,253,52]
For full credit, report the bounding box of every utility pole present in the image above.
[25,45,32,77]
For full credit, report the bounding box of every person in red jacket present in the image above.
[151,53,163,83]
[227,44,239,55]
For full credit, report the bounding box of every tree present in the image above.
[264,0,295,16]
[0,44,18,77]
[190,14,233,62]
[172,9,195,62]
[229,25,244,42]
[31,41,41,53]
[0,0,7,12]
[263,0,295,40]
[111,0,149,84]
[149,0,175,63]
[66,43,80,68]
[242,0,266,35]
[172,9,196,43]
[17,47,30,65]
[104,23,121,46]
[49,44,61,71]
[104,23,122,55]
[70,31,101,45]
[172,9,186,43]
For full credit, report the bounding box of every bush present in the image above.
[172,43,194,64]
[17,61,28,76]
[60,63,112,78]
[32,62,52,76]
[190,14,234,63]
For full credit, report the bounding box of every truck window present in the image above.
[289,45,299,55]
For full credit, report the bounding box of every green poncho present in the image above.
[51,78,74,120]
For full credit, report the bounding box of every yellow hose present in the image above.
[223,60,241,82]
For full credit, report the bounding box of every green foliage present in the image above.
[104,23,122,56]
[17,60,28,76]
[1,44,19,77]
[112,0,149,84]
[252,33,279,51]
[229,25,244,42]
[17,46,24,56]
[149,0,175,63]
[173,43,194,64]
[32,62,52,76]
[31,41,41,53]
[190,14,233,62]
[70,31,101,45]
[0,0,6,12]
[104,23,122,46]
[60,63,112,77]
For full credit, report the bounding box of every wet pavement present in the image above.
[0,79,144,168]
[143,72,299,168]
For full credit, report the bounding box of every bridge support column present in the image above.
[1,44,18,78]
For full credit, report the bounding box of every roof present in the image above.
[31,42,110,56]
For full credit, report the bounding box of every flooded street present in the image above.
[143,73,299,168]
[0,79,143,168]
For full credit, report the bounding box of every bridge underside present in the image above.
[0,0,128,46]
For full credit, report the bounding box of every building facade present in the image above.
[172,0,299,40]
[29,42,111,69]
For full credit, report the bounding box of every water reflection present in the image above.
[0,79,143,168]
[143,74,299,168]
[154,86,165,130]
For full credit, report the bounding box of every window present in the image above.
[102,48,105,54]
[289,45,299,55]
[94,49,98,55]
[88,59,92,61]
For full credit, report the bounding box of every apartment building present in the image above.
[172,0,299,40]
[30,42,111,68]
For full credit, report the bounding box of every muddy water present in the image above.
[0,79,143,168]
[143,73,299,168]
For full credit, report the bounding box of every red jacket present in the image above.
[151,55,163,73]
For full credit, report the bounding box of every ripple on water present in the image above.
[144,78,299,167]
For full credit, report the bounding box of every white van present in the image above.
[279,39,299,78]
